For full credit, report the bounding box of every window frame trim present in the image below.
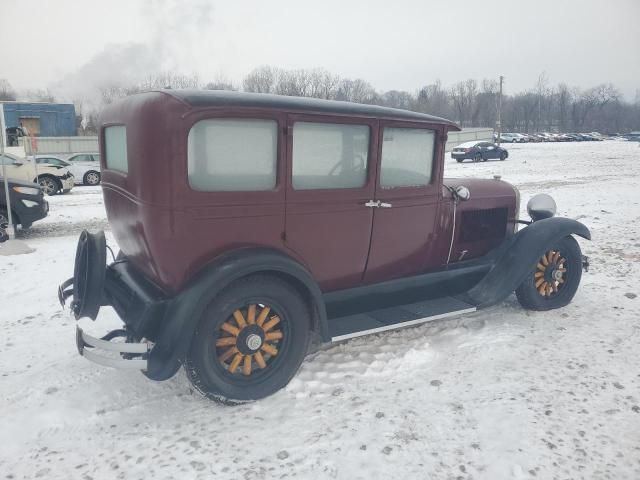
[102,124,129,175]
[186,116,281,193]
[374,120,445,199]
[285,112,378,202]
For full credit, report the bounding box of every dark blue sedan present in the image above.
[451,141,509,163]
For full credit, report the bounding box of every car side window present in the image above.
[105,126,128,173]
[0,155,13,165]
[71,154,91,162]
[188,118,277,192]
[380,128,435,188]
[292,122,369,190]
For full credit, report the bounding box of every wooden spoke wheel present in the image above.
[534,249,567,298]
[186,275,310,403]
[515,236,583,312]
[215,304,285,377]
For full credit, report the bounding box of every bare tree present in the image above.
[243,66,277,93]
[0,79,17,101]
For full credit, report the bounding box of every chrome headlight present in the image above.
[13,186,41,195]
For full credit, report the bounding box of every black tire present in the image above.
[37,175,60,196]
[500,152,507,161]
[456,159,464,163]
[0,208,19,228]
[515,236,583,311]
[83,171,101,186]
[473,153,482,163]
[185,275,311,404]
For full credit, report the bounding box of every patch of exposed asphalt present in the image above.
[17,219,110,239]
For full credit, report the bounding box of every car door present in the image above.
[363,122,444,284]
[481,142,499,159]
[68,154,93,178]
[0,154,31,182]
[284,114,377,291]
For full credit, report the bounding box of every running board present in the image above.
[328,296,476,342]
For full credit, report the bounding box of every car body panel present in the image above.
[0,176,49,228]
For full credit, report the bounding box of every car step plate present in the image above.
[328,296,476,342]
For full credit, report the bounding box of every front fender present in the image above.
[465,217,590,308]
[145,247,327,381]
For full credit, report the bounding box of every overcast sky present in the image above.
[1,0,639,100]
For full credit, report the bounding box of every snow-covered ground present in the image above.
[1,141,639,479]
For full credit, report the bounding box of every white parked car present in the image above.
[0,152,74,195]
[499,133,525,143]
[36,153,101,186]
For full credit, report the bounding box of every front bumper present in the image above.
[76,326,149,369]
[61,176,74,191]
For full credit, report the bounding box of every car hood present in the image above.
[0,176,40,188]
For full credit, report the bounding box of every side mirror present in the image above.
[455,185,471,201]
[12,159,24,166]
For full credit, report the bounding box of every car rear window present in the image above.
[188,119,278,192]
[104,126,128,173]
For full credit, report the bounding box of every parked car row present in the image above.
[495,132,606,143]
[0,151,102,197]
[0,152,74,195]
[35,153,101,186]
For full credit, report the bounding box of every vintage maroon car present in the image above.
[59,90,590,403]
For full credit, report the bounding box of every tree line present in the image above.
[1,68,638,134]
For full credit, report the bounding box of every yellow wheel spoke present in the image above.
[216,336,237,347]
[551,282,558,293]
[265,331,283,341]
[558,267,567,272]
[243,355,252,376]
[247,304,256,324]
[541,254,549,266]
[218,347,238,363]
[262,316,281,332]
[254,351,267,369]
[535,278,545,288]
[537,263,546,271]
[534,272,544,279]
[261,343,278,356]
[256,306,271,326]
[228,353,243,373]
[233,309,247,328]
[221,322,240,337]
[552,251,560,264]
[538,283,547,296]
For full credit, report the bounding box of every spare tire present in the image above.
[72,230,107,320]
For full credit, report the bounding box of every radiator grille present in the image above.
[460,208,508,242]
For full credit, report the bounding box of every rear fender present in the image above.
[465,217,590,308]
[145,247,327,381]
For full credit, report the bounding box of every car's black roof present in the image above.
[160,89,459,129]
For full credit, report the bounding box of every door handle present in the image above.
[364,200,393,208]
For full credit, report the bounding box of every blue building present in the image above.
[1,102,76,140]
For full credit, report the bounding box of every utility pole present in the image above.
[0,103,15,240]
[496,75,504,146]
